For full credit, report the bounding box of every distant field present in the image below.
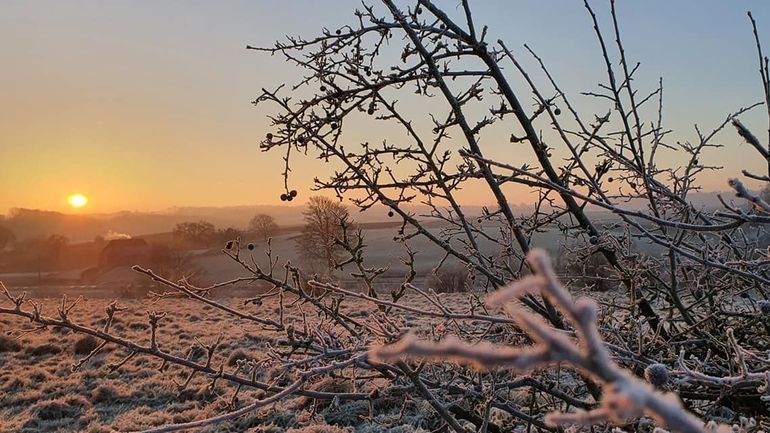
[0,223,592,299]
[0,219,668,299]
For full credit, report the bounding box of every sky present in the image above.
[1,1,769,214]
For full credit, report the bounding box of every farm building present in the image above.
[98,238,150,268]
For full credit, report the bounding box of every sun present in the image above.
[67,193,88,209]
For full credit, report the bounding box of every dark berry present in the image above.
[225,240,234,250]
[416,7,422,14]
[247,243,255,250]
[644,363,669,387]
[280,194,288,201]
[387,210,394,217]
[266,133,273,140]
[320,86,326,92]
[331,123,338,129]
[368,108,375,115]
[335,29,341,35]
[589,236,598,245]
[607,177,614,183]
[554,108,561,115]
[286,195,293,202]
[290,190,298,197]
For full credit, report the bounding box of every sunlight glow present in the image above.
[67,193,88,209]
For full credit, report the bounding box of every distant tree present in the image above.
[216,227,243,246]
[248,214,279,242]
[0,225,15,251]
[172,221,216,248]
[296,196,350,273]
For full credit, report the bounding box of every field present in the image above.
[1,222,632,297]
[0,291,501,433]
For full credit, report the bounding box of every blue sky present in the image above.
[1,1,768,212]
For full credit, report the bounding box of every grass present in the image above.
[0,294,461,432]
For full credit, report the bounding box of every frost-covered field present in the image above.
[0,293,480,433]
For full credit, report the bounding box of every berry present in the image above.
[607,177,614,183]
[290,190,298,198]
[387,210,394,217]
[644,363,669,387]
[266,133,273,140]
[330,122,338,129]
[280,194,288,201]
[758,300,770,315]
[554,108,561,115]
[225,240,234,250]
[247,243,255,251]
[589,236,598,245]
[320,86,326,92]
[286,195,293,202]
[416,7,422,14]
[335,29,341,35]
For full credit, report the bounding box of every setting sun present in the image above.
[67,193,88,209]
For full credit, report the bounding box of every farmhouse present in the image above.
[98,238,150,268]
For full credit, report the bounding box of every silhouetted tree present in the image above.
[296,196,350,273]
[216,227,243,246]
[172,221,216,248]
[248,214,279,242]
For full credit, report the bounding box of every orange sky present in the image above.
[2,1,769,214]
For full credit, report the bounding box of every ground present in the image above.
[0,292,481,433]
